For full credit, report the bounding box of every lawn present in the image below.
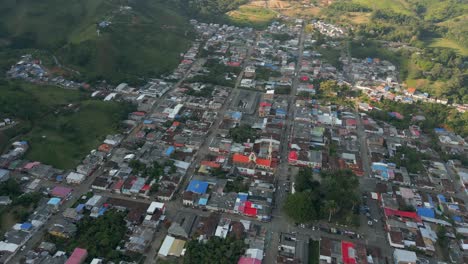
[0,80,132,169]
[228,6,278,28]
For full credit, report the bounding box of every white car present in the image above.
[367,221,373,226]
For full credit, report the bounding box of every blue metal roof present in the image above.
[417,207,435,218]
[237,193,248,201]
[20,223,33,230]
[165,146,175,156]
[75,204,85,212]
[437,194,447,203]
[186,180,209,194]
[198,198,208,206]
[47,197,61,205]
[231,112,242,120]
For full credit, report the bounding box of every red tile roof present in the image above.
[407,87,416,94]
[233,153,250,163]
[256,158,272,167]
[201,161,221,168]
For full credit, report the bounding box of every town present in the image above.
[0,17,467,264]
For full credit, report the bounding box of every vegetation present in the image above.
[309,240,320,264]
[0,80,134,168]
[0,0,193,84]
[436,225,449,259]
[367,99,468,137]
[188,59,240,87]
[0,179,42,232]
[228,6,277,28]
[389,146,429,174]
[229,125,258,143]
[255,67,281,81]
[184,236,246,264]
[47,210,128,261]
[225,176,249,193]
[284,169,360,226]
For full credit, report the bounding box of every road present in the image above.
[9,54,204,264]
[263,22,306,263]
[355,105,394,258]
[143,35,259,264]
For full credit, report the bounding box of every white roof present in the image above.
[103,139,117,146]
[66,172,86,181]
[103,93,117,101]
[86,195,103,206]
[90,259,103,264]
[341,153,356,161]
[246,248,263,260]
[0,241,19,252]
[147,201,165,214]
[158,235,175,257]
[393,249,417,262]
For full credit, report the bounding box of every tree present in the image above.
[323,200,338,222]
[184,236,246,264]
[283,192,317,223]
[229,125,257,143]
[285,169,360,225]
[129,159,146,173]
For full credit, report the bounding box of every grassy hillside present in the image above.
[0,80,133,169]
[321,0,468,54]
[228,5,278,28]
[0,0,193,84]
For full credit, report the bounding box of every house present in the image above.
[85,195,103,210]
[186,180,209,195]
[0,169,10,182]
[158,235,186,257]
[393,249,417,264]
[65,248,88,264]
[168,212,197,239]
[51,186,73,199]
[215,218,231,239]
[0,196,12,205]
[66,172,86,184]
[147,201,166,215]
[49,221,77,239]
[126,227,154,253]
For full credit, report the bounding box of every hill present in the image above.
[0,0,193,84]
[0,80,133,169]
[323,0,468,53]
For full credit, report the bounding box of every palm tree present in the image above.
[324,200,338,223]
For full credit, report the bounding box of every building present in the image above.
[66,172,86,184]
[51,186,73,199]
[0,169,10,182]
[168,212,197,239]
[158,235,186,257]
[147,201,166,215]
[393,249,417,264]
[65,248,88,264]
[186,180,209,195]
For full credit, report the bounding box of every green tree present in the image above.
[283,192,317,223]
[323,200,338,223]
